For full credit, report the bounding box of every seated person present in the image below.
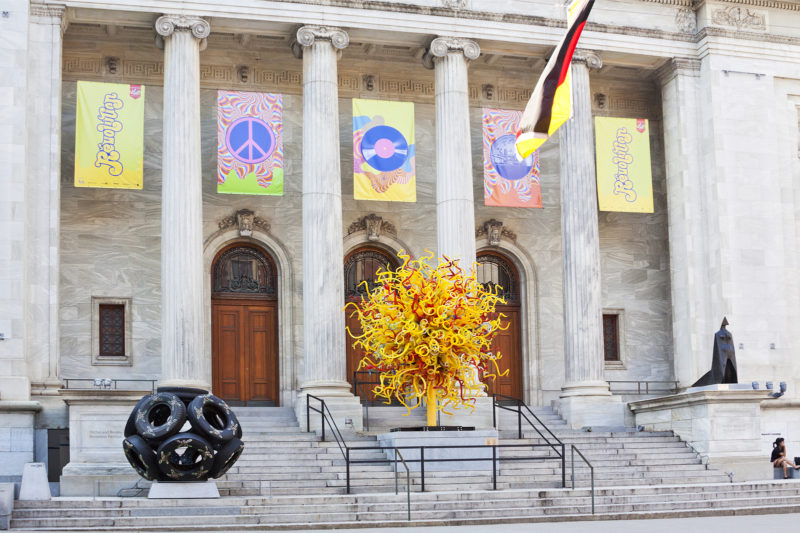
[771,437,800,478]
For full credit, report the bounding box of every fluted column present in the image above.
[26,3,67,394]
[425,37,480,270]
[559,51,612,403]
[296,26,352,397]
[155,15,210,390]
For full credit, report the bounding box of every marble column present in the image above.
[155,15,210,391]
[425,37,480,270]
[295,26,353,399]
[657,58,714,387]
[25,3,66,395]
[558,51,622,427]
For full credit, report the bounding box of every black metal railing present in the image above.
[393,448,411,521]
[571,444,595,514]
[62,378,157,391]
[307,394,569,501]
[607,380,679,395]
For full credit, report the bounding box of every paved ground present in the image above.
[225,514,798,533]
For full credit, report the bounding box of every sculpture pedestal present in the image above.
[148,480,219,499]
[377,428,499,472]
[630,385,775,481]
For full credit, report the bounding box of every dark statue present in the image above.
[122,387,244,482]
[692,317,738,387]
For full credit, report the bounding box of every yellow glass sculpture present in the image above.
[345,251,508,426]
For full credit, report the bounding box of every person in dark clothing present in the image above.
[771,437,799,478]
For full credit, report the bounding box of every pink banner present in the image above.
[482,108,542,208]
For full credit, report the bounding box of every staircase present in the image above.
[12,404,774,530]
[217,404,729,497]
[11,482,800,530]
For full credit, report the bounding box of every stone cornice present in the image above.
[155,14,211,39]
[654,57,702,84]
[694,0,800,11]
[30,2,66,18]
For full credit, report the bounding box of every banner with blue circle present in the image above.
[353,99,416,202]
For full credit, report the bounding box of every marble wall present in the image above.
[58,24,674,408]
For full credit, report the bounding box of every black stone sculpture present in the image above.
[122,387,244,482]
[692,317,738,387]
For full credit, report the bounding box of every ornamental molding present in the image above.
[30,3,66,18]
[572,49,603,69]
[654,57,702,84]
[675,7,698,34]
[442,0,470,8]
[218,209,270,237]
[154,15,211,39]
[347,214,397,241]
[711,5,768,31]
[422,37,481,69]
[476,220,517,246]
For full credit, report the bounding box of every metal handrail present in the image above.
[571,444,595,514]
[306,394,348,462]
[394,449,411,521]
[492,393,565,475]
[607,380,679,395]
[62,378,157,391]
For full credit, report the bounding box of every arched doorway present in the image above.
[477,251,523,399]
[211,243,279,406]
[344,246,400,402]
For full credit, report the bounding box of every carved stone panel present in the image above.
[711,6,767,31]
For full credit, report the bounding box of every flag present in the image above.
[217,91,283,195]
[353,98,416,202]
[74,81,145,189]
[515,0,595,158]
[483,108,542,208]
[594,117,654,213]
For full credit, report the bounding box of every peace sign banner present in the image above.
[217,91,284,196]
[594,117,653,213]
[353,98,416,202]
[482,108,542,208]
[74,81,145,189]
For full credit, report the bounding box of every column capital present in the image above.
[155,14,210,40]
[655,57,702,85]
[572,49,602,69]
[422,37,480,69]
[296,25,350,49]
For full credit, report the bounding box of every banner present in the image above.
[217,91,283,195]
[483,108,542,208]
[74,81,145,189]
[353,99,416,202]
[594,117,654,213]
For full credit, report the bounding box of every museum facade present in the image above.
[1,0,800,487]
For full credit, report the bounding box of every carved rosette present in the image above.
[572,49,602,70]
[423,37,480,69]
[155,15,211,40]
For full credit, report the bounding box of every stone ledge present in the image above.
[629,389,773,413]
[0,401,41,413]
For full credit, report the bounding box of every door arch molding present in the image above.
[476,238,540,405]
[203,228,295,407]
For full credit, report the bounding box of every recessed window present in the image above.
[99,304,125,356]
[603,313,620,362]
[92,297,132,366]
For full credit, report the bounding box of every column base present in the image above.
[158,379,210,391]
[557,383,625,429]
[296,385,363,433]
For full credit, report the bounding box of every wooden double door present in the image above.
[211,244,279,406]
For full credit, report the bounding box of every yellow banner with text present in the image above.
[594,117,653,213]
[75,81,145,189]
